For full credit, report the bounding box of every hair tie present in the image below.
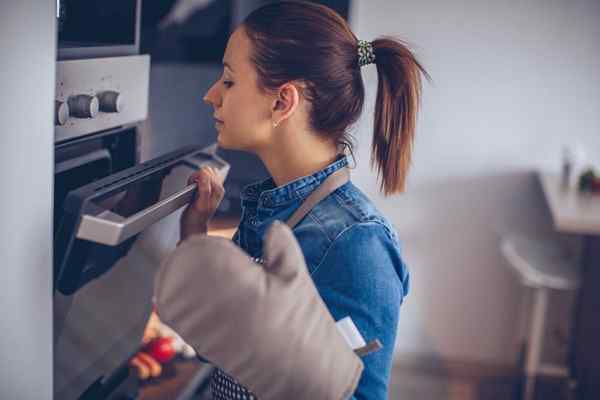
[357,40,376,67]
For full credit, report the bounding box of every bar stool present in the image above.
[501,232,581,400]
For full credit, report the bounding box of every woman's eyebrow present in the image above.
[223,62,235,73]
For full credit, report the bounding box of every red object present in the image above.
[144,337,176,364]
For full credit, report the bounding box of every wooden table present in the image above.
[538,172,600,399]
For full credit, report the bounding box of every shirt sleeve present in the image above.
[311,222,408,400]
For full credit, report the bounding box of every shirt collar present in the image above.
[241,154,349,209]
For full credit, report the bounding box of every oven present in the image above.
[53,3,228,398]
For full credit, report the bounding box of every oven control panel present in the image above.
[54,55,149,143]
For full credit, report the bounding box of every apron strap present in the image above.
[285,167,350,229]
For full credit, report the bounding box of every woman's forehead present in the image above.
[223,27,251,73]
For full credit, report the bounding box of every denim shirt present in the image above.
[224,154,410,400]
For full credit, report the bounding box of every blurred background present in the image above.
[2,0,600,399]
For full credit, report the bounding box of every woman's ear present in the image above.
[271,82,301,126]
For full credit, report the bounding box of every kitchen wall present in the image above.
[349,0,600,367]
[0,1,55,399]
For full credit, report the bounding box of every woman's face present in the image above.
[203,27,274,152]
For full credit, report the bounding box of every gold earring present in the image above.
[273,121,279,128]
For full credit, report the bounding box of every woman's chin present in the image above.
[216,132,248,152]
[216,133,233,150]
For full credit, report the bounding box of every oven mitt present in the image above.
[153,220,363,400]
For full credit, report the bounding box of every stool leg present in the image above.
[517,287,532,355]
[566,289,579,399]
[515,287,532,400]
[524,287,549,400]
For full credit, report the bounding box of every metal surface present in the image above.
[55,55,150,143]
[77,185,195,246]
[76,150,229,246]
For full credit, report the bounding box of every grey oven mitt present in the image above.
[153,221,363,400]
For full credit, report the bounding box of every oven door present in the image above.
[55,143,229,296]
[54,142,228,399]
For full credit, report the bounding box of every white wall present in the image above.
[0,1,55,398]
[349,0,600,366]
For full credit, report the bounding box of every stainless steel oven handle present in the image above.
[76,149,230,246]
[76,183,196,246]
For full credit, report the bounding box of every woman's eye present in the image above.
[223,80,233,88]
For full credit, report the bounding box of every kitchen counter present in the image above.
[538,172,600,235]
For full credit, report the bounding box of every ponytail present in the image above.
[371,38,430,195]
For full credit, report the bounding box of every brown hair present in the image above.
[243,1,430,195]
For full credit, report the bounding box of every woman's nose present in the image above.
[203,83,220,107]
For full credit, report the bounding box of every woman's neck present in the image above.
[256,132,339,188]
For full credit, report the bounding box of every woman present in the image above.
[181,2,429,399]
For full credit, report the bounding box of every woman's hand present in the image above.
[180,165,225,242]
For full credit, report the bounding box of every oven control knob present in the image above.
[54,100,69,126]
[98,91,123,113]
[68,95,99,118]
